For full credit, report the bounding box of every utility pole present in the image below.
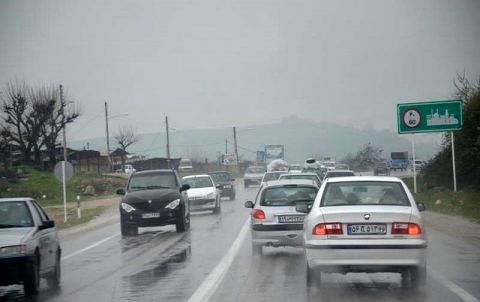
[105,102,112,172]
[225,138,228,154]
[233,127,239,166]
[60,85,68,222]
[166,116,171,159]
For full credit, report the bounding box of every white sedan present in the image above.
[182,175,221,214]
[297,176,427,289]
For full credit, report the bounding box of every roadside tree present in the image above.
[114,126,138,167]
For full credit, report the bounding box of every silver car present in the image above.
[244,179,319,256]
[243,166,265,188]
[0,198,61,296]
[298,176,427,288]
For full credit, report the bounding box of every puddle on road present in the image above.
[116,242,192,300]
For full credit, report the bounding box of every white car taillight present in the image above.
[312,223,343,235]
[391,222,422,235]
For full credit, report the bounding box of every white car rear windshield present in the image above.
[260,186,318,207]
[321,181,410,207]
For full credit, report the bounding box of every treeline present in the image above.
[422,74,480,190]
[0,80,80,167]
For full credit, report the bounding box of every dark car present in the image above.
[117,169,191,236]
[208,171,236,200]
[374,162,391,176]
[0,198,61,296]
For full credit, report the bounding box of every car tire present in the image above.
[244,182,249,188]
[213,198,221,214]
[24,256,40,296]
[121,220,138,236]
[176,207,188,232]
[252,243,262,256]
[410,265,427,289]
[306,265,321,288]
[229,192,235,200]
[47,251,61,289]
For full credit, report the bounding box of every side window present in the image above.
[31,200,49,222]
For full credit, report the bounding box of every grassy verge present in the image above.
[402,176,480,223]
[0,165,126,207]
[44,206,109,229]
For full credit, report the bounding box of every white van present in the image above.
[178,158,193,171]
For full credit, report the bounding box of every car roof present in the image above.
[262,179,319,188]
[280,172,319,177]
[0,197,33,202]
[324,176,402,183]
[266,170,288,174]
[182,174,211,179]
[208,171,231,174]
[134,169,175,175]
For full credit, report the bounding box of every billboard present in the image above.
[264,145,284,163]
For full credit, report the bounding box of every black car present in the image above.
[374,162,391,176]
[117,169,191,236]
[208,171,236,200]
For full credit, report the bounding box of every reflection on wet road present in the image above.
[1,183,479,302]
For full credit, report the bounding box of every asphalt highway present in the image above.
[0,179,478,302]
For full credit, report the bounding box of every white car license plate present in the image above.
[278,215,304,223]
[223,185,231,188]
[142,213,160,219]
[347,224,386,235]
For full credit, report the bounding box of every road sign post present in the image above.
[54,161,74,222]
[397,100,463,192]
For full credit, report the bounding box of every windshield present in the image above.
[209,172,231,182]
[182,176,214,188]
[128,173,177,191]
[260,186,318,207]
[321,181,410,207]
[262,172,282,182]
[280,174,319,183]
[0,201,34,228]
[246,167,264,173]
[325,171,355,178]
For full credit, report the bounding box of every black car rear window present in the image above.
[209,172,231,182]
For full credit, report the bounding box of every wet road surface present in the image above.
[1,181,479,302]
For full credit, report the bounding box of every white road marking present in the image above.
[428,266,479,302]
[188,217,250,302]
[61,232,121,261]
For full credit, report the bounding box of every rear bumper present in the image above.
[252,224,304,247]
[220,186,235,197]
[305,240,427,271]
[244,178,262,185]
[0,255,34,286]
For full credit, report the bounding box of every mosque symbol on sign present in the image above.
[426,108,459,126]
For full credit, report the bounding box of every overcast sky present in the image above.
[1,0,479,141]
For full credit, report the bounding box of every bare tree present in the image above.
[32,85,80,166]
[0,123,11,167]
[0,80,43,163]
[1,80,80,166]
[454,71,480,103]
[114,126,138,167]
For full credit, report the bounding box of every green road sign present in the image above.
[397,100,463,134]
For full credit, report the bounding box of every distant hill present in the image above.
[70,116,441,163]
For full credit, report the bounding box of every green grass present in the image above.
[402,176,480,223]
[0,165,126,207]
[44,206,109,229]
